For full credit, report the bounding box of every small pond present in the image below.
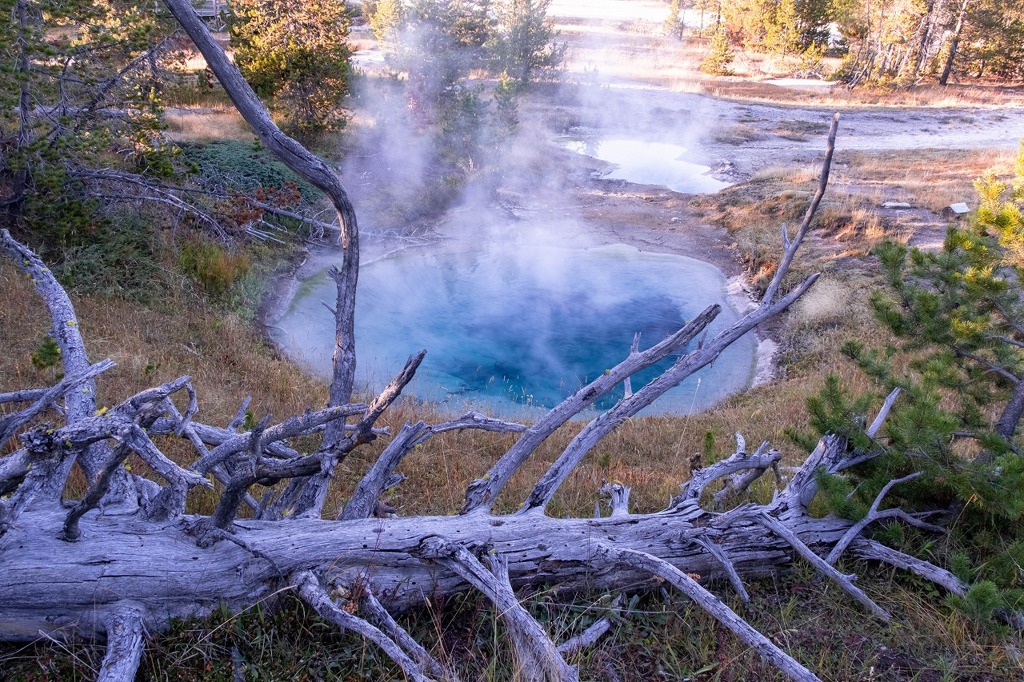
[272,233,756,419]
[565,139,732,194]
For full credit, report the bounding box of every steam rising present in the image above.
[274,216,755,418]
[270,2,757,418]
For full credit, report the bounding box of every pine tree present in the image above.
[0,0,178,274]
[228,0,353,139]
[701,26,735,74]
[803,143,1024,623]
[489,0,565,86]
[664,0,684,40]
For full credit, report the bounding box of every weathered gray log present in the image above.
[0,430,922,641]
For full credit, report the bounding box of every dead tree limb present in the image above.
[160,0,360,439]
[754,511,892,622]
[520,273,818,515]
[1,229,113,492]
[359,586,449,680]
[825,472,944,565]
[603,546,822,682]
[292,571,436,682]
[416,537,577,681]
[0,358,115,445]
[96,604,146,682]
[464,304,723,514]
[762,113,840,306]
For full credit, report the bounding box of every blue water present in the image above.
[272,237,755,419]
[565,139,732,194]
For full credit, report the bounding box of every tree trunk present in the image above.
[940,0,970,86]
[909,0,941,82]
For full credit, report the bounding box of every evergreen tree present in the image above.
[764,0,802,55]
[229,0,353,139]
[870,144,1024,443]
[803,143,1024,622]
[955,0,1024,80]
[664,0,684,40]
[0,0,180,285]
[488,0,565,86]
[701,26,735,74]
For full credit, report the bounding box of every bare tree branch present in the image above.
[292,571,436,682]
[416,537,577,681]
[96,604,146,682]
[162,0,361,434]
[464,305,722,515]
[754,511,891,622]
[762,113,840,305]
[602,545,821,682]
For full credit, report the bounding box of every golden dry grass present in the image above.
[164,108,255,143]
[840,148,1019,212]
[0,251,865,521]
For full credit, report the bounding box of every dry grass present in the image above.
[704,78,1024,109]
[839,148,1019,212]
[164,108,255,143]
[0,250,854,521]
[772,118,831,142]
[0,260,327,499]
[710,122,767,145]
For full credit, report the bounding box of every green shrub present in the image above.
[182,140,317,201]
[178,239,251,300]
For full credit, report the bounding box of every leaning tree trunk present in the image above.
[0,5,972,681]
[940,0,970,86]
